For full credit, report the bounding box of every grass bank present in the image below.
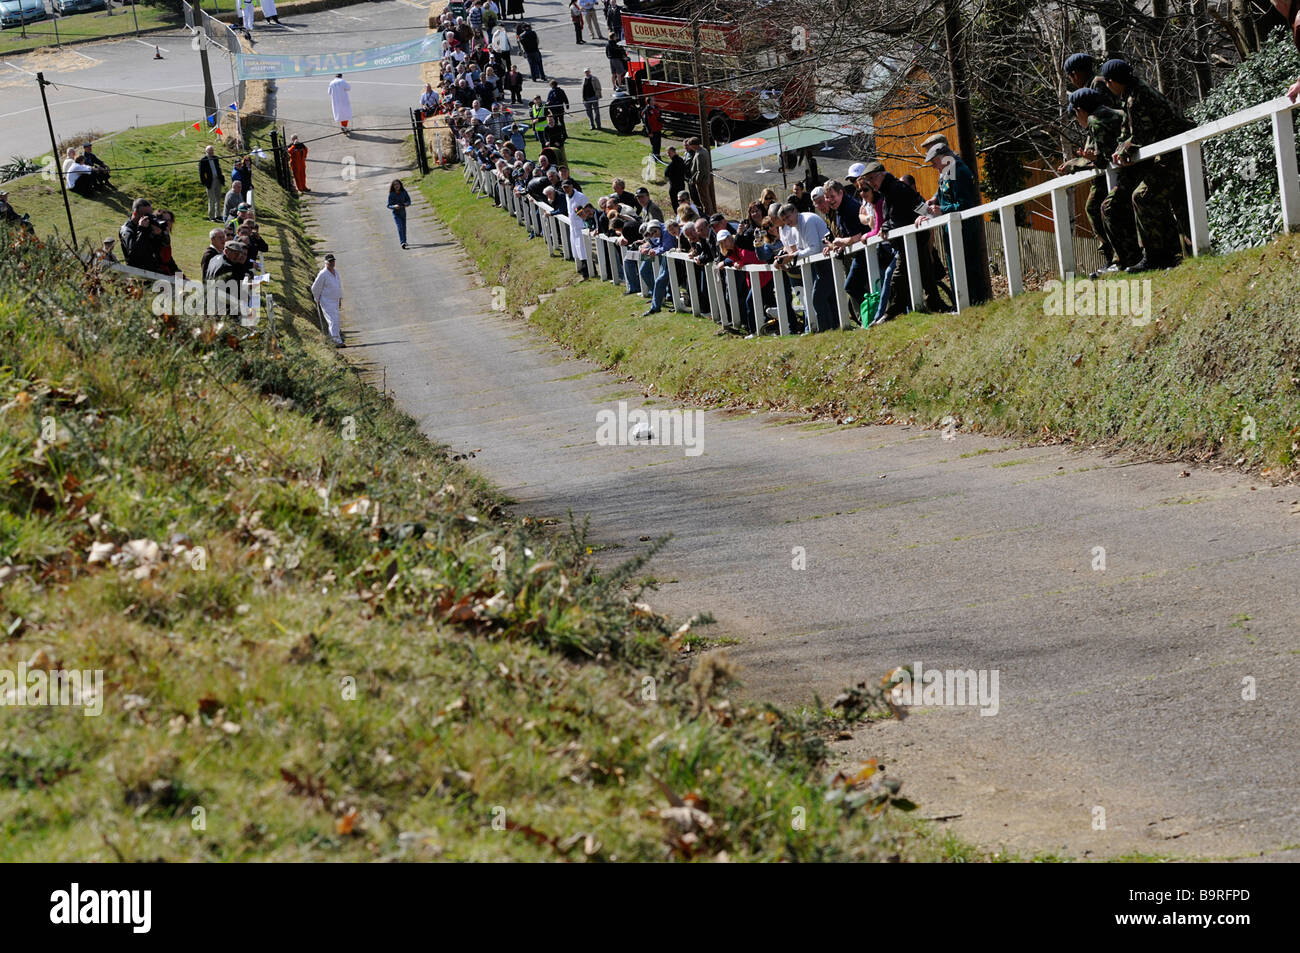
[0,122,949,861]
[0,8,178,58]
[418,142,1300,478]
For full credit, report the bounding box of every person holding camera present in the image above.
[120,198,164,272]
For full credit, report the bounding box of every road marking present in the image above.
[69,48,101,64]
[134,38,169,54]
[396,0,426,7]
[2,60,37,77]
[0,92,115,120]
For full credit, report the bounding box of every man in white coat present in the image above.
[328,74,353,135]
[560,179,590,276]
[236,0,255,37]
[311,254,344,347]
[259,0,281,24]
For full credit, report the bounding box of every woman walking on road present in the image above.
[387,179,413,248]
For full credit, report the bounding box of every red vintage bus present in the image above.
[608,5,813,144]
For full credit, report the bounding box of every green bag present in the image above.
[859,286,882,327]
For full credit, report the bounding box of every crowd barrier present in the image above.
[456,91,1300,334]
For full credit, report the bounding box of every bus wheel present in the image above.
[708,112,732,145]
[610,98,639,135]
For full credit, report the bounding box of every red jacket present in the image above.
[724,247,770,287]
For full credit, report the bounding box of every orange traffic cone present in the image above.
[154,45,164,60]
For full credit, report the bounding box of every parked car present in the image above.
[53,0,107,13]
[0,0,48,28]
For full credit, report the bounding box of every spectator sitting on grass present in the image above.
[63,148,98,198]
[0,190,33,234]
[80,142,112,192]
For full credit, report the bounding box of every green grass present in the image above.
[0,122,953,862]
[0,7,178,56]
[555,127,676,200]
[418,157,1300,476]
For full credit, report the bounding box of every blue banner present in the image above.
[236,33,444,80]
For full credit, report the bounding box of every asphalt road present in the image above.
[16,1,1299,861]
[1,1,442,158]
[282,9,1300,862]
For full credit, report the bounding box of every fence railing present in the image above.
[456,90,1300,335]
[187,6,245,135]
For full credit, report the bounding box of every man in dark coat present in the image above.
[861,162,947,317]
[664,145,688,206]
[517,23,546,81]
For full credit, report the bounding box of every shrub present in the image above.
[1192,27,1300,253]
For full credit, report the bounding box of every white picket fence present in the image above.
[458,90,1300,334]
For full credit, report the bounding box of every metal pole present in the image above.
[37,72,78,250]
[689,15,715,213]
[52,13,61,47]
[130,0,140,35]
[776,120,787,190]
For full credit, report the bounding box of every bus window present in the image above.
[662,50,693,85]
[644,56,665,83]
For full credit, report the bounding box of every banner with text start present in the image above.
[235,33,444,80]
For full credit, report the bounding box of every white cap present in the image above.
[847,162,867,177]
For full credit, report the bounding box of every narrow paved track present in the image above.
[266,5,1300,862]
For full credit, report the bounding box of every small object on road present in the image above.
[154,46,164,60]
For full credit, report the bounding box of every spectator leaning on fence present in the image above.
[918,142,989,305]
[860,162,947,321]
[1101,58,1194,272]
[821,179,870,323]
[773,201,832,334]
[1059,86,1129,276]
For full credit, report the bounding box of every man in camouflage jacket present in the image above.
[1060,86,1133,273]
[1101,58,1195,271]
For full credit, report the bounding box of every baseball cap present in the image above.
[636,186,649,195]
[847,162,867,178]
[324,253,336,261]
[861,161,885,176]
[645,219,663,232]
